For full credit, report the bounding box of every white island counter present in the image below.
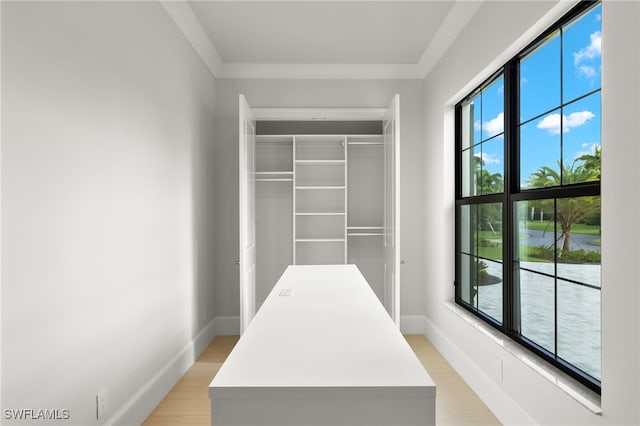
[209,265,436,426]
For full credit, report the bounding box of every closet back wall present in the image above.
[213,79,425,331]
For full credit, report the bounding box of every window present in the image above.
[455,0,602,392]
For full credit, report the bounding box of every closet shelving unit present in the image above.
[253,131,386,305]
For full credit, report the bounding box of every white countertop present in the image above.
[210,265,435,391]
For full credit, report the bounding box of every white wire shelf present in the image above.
[295,212,346,216]
[295,186,346,190]
[295,238,346,243]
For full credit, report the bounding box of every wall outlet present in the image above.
[495,357,503,383]
[96,388,108,419]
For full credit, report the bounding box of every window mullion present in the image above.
[503,60,519,333]
[454,105,462,301]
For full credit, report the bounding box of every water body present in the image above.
[521,228,601,253]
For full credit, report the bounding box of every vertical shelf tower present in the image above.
[293,135,347,265]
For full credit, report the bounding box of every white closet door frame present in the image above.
[239,94,257,334]
[239,100,400,329]
[383,94,401,326]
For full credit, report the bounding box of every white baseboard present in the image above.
[422,315,536,426]
[106,317,218,426]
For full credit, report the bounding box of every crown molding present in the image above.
[160,0,223,76]
[218,63,423,80]
[417,0,483,77]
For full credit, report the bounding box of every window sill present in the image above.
[443,301,602,415]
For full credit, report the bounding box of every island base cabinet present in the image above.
[211,388,435,426]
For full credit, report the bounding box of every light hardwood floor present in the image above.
[143,334,501,426]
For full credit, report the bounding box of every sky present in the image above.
[466,3,602,190]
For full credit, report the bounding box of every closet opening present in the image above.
[239,95,400,333]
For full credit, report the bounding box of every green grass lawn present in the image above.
[477,244,555,263]
[521,220,600,235]
[478,230,501,240]
[477,246,503,261]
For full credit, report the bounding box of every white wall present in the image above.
[213,79,425,328]
[1,2,217,425]
[423,1,640,425]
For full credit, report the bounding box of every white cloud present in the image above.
[578,65,596,79]
[566,110,595,128]
[574,31,601,66]
[536,110,595,135]
[537,114,562,134]
[574,143,601,160]
[474,120,481,131]
[474,152,501,165]
[482,153,501,165]
[482,112,504,137]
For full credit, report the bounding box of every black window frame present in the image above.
[454,0,602,394]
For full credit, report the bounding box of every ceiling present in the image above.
[162,1,484,79]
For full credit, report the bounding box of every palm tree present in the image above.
[576,145,601,181]
[478,169,504,194]
[473,154,504,195]
[526,153,600,254]
[526,160,592,188]
[473,156,503,235]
